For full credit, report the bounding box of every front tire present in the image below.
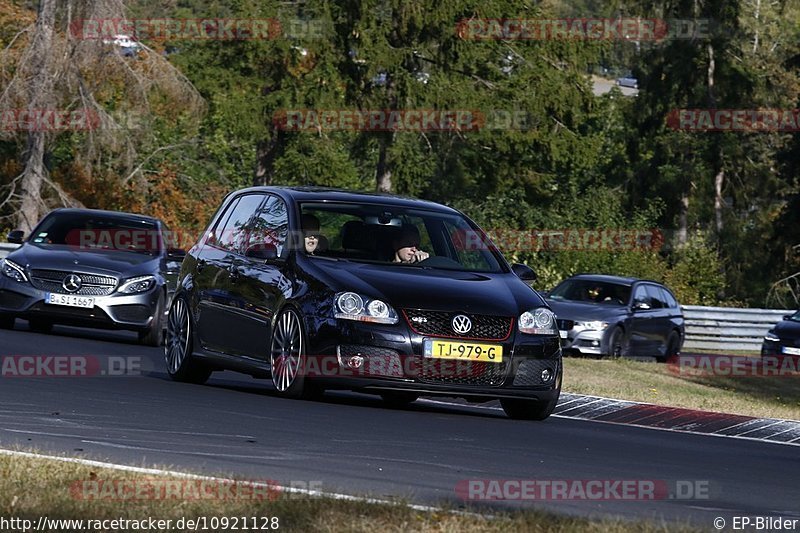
[607,326,628,358]
[28,318,52,334]
[139,292,165,346]
[0,314,15,330]
[270,308,315,399]
[501,396,559,421]
[380,391,419,408]
[164,295,211,384]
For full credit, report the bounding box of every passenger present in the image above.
[392,225,430,264]
[302,214,321,255]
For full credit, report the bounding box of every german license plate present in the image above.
[423,339,502,363]
[782,346,800,356]
[45,293,94,309]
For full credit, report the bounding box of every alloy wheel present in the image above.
[165,298,190,375]
[271,310,303,392]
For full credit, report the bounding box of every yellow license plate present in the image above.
[423,339,503,363]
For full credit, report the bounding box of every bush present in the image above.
[664,232,726,305]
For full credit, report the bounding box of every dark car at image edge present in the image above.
[761,309,800,357]
[165,186,563,420]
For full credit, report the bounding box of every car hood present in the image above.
[545,299,628,322]
[773,319,800,341]
[307,259,545,316]
[7,243,159,278]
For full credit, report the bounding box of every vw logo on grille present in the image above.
[452,314,472,334]
[62,274,82,293]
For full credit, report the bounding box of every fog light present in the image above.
[541,368,553,382]
[348,356,364,369]
[591,340,600,347]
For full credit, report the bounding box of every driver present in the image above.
[392,225,429,263]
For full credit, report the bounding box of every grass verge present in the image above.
[0,451,701,532]
[562,356,800,420]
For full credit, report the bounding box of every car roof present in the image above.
[567,273,649,286]
[230,186,461,214]
[46,208,161,225]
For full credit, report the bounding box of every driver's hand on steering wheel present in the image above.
[413,250,430,262]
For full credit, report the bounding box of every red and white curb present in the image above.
[421,393,800,447]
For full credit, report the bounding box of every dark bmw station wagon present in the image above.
[165,187,563,420]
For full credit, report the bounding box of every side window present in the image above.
[245,195,288,257]
[216,194,265,253]
[660,286,678,308]
[645,284,666,309]
[632,285,650,308]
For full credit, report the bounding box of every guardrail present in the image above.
[682,305,793,352]
[0,243,20,259]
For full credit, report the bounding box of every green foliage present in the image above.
[664,232,726,305]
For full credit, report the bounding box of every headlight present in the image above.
[764,332,780,343]
[519,308,557,335]
[334,292,398,324]
[577,320,609,331]
[0,258,27,282]
[118,275,156,294]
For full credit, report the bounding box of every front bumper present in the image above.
[303,317,562,401]
[0,277,160,330]
[762,339,800,357]
[559,324,610,355]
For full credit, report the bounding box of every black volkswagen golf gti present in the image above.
[166,187,562,420]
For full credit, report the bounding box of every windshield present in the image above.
[548,279,631,305]
[30,212,161,254]
[299,202,504,273]
[790,310,800,322]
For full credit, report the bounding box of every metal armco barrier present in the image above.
[682,305,793,352]
[0,243,20,259]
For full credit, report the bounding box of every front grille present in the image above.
[109,305,152,323]
[30,269,117,296]
[418,358,509,386]
[337,345,404,378]
[403,309,513,340]
[557,319,574,330]
[512,359,560,387]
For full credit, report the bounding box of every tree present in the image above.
[0,0,204,232]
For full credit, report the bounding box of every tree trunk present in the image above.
[15,0,57,233]
[677,191,689,246]
[707,43,724,233]
[254,126,285,186]
[375,135,392,193]
[714,167,724,232]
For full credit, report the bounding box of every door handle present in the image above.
[228,264,240,281]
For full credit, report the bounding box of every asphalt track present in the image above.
[0,322,798,528]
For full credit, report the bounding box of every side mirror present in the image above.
[511,263,537,281]
[7,230,24,244]
[633,301,651,311]
[783,315,792,321]
[245,243,278,261]
[166,248,186,261]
